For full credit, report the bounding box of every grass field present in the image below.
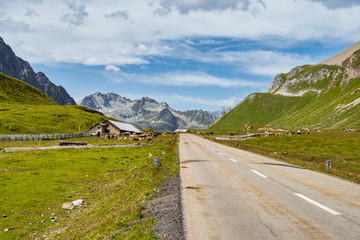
[210,131,360,183]
[0,135,178,239]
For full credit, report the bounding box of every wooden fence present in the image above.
[0,132,89,142]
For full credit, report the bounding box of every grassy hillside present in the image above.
[0,104,109,134]
[211,52,360,132]
[211,92,316,132]
[0,72,55,105]
[0,72,110,134]
[272,77,360,129]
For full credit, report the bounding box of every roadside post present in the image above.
[155,157,161,168]
[326,160,331,170]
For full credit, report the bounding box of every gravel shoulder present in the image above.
[144,174,185,240]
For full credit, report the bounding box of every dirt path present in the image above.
[2,143,145,152]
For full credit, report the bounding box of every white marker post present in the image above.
[326,160,331,170]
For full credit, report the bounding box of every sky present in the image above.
[0,0,360,111]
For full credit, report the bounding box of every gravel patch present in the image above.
[144,174,185,240]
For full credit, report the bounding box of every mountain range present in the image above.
[211,41,360,131]
[78,92,230,132]
[0,37,76,105]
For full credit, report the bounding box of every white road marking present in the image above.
[251,169,267,178]
[230,158,237,162]
[294,193,341,215]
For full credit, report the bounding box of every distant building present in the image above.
[175,129,188,133]
[90,120,142,134]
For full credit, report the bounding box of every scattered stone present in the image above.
[62,199,84,210]
[4,229,8,233]
[149,153,152,157]
[3,214,7,218]
[62,202,75,210]
[72,199,84,206]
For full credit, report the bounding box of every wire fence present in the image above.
[0,132,89,142]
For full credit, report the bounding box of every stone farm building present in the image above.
[90,120,142,135]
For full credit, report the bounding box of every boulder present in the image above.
[72,199,84,206]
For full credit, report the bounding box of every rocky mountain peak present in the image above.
[268,42,360,97]
[78,92,225,131]
[0,36,76,105]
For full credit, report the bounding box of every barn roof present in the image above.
[107,120,142,133]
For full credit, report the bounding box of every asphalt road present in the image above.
[179,134,360,240]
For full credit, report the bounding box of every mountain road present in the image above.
[179,134,360,240]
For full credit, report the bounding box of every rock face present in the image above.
[268,42,360,97]
[342,50,360,85]
[0,37,76,105]
[78,92,228,132]
[268,66,334,96]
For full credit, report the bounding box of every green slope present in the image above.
[211,92,316,131]
[0,72,55,104]
[0,72,110,134]
[211,50,360,132]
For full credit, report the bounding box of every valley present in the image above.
[1,28,360,240]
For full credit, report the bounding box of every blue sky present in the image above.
[1,0,360,111]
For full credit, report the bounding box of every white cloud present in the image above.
[158,0,265,14]
[215,50,317,76]
[60,0,88,26]
[25,8,38,17]
[105,10,129,20]
[0,18,32,33]
[105,64,120,72]
[118,71,264,88]
[170,94,242,107]
[153,7,172,16]
[157,42,318,76]
[2,0,360,66]
[28,0,43,3]
[14,42,43,57]
[309,0,360,9]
